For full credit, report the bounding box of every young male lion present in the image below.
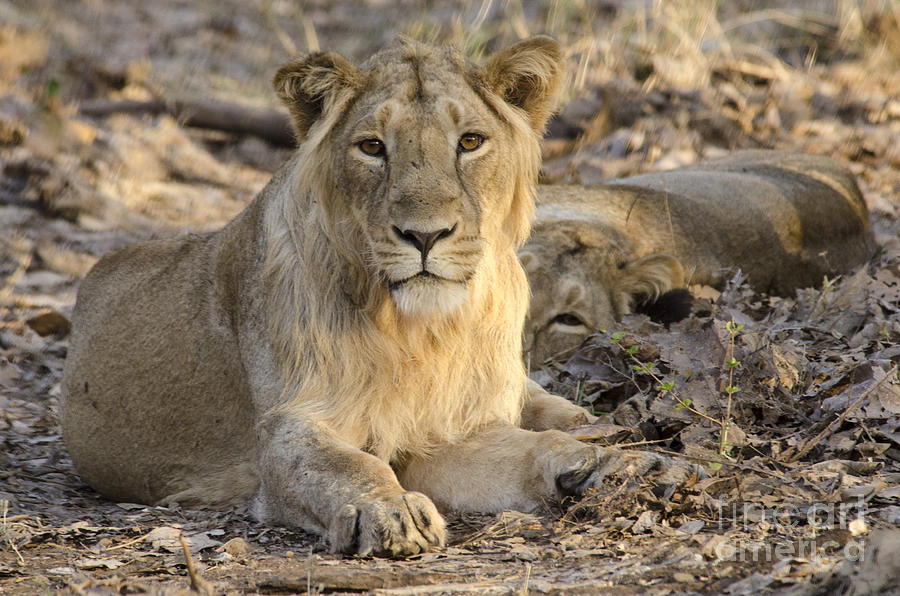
[62,37,698,557]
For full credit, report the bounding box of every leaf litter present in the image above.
[2,0,900,593]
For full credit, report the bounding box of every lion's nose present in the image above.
[393,225,457,261]
[394,226,455,257]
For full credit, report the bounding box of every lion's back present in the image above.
[536,151,874,294]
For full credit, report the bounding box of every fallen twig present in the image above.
[1,500,25,566]
[260,568,458,593]
[78,98,295,147]
[105,529,155,552]
[788,366,898,463]
[179,534,213,595]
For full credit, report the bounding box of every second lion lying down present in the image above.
[523,151,875,363]
[61,37,700,558]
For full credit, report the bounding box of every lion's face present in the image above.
[274,38,562,320]
[335,58,515,317]
[520,222,625,363]
[521,219,684,364]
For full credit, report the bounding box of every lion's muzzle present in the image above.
[392,224,458,267]
[384,221,471,318]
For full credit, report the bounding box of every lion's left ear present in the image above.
[273,52,362,141]
[481,36,564,133]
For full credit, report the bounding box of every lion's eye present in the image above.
[550,313,586,327]
[458,133,484,152]
[359,139,385,157]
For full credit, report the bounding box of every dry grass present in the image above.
[388,0,900,102]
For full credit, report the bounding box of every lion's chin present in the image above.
[390,276,469,319]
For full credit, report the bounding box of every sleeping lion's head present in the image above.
[273,37,563,319]
[520,218,685,365]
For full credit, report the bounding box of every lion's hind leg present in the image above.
[159,461,259,508]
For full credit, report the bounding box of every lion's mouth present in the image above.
[386,270,472,317]
[387,271,448,291]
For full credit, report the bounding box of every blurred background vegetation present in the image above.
[6,0,898,105]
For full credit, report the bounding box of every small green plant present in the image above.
[554,376,607,416]
[45,78,60,99]
[605,318,744,469]
[39,77,63,114]
[720,319,744,458]
[608,330,720,426]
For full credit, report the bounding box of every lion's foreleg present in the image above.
[253,412,446,557]
[520,379,596,431]
[396,424,600,512]
[397,423,704,514]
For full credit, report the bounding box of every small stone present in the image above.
[849,518,868,536]
[631,510,658,534]
[217,537,251,556]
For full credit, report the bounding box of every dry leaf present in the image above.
[76,558,126,570]
[25,310,71,337]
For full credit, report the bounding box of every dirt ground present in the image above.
[2,1,900,594]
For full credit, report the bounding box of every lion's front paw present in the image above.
[546,442,704,499]
[330,491,446,557]
[594,448,704,485]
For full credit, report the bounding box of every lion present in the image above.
[61,37,699,558]
[522,150,876,363]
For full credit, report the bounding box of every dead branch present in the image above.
[788,366,898,463]
[259,568,458,592]
[78,98,296,147]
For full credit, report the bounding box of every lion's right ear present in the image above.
[273,52,362,140]
[481,36,564,133]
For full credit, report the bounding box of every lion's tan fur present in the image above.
[259,40,545,461]
[262,154,531,459]
[523,151,876,363]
